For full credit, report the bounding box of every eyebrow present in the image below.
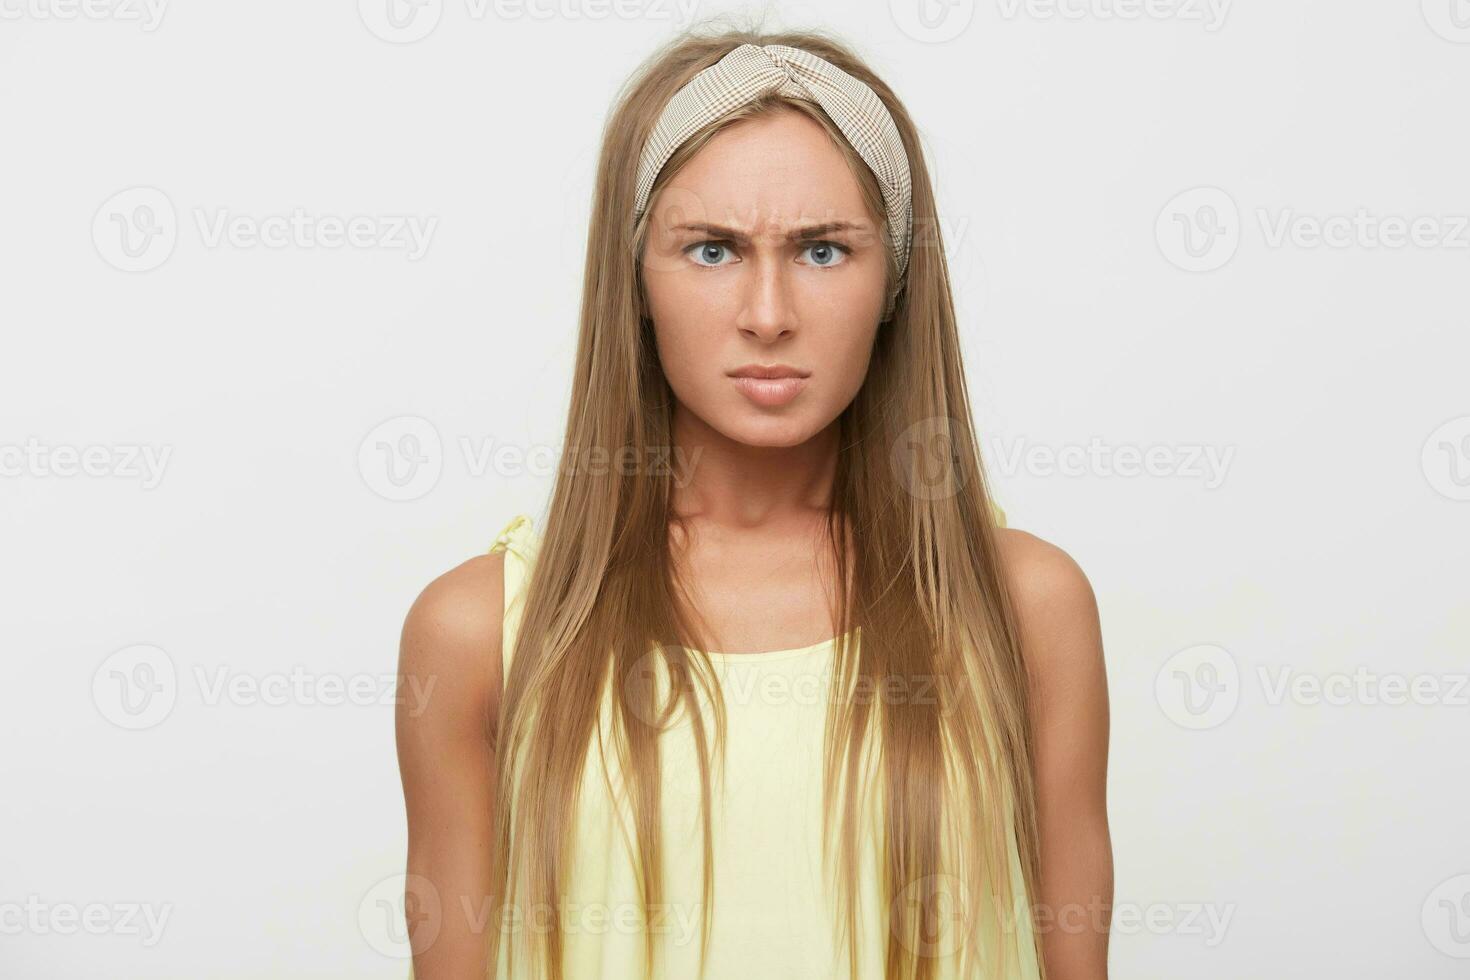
[669,220,868,243]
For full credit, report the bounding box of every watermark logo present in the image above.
[359,0,443,42]
[1258,666,1469,708]
[1422,873,1470,957]
[1422,0,1470,42]
[1036,897,1233,944]
[93,188,438,271]
[93,187,177,273]
[618,647,961,729]
[1257,209,1470,251]
[1155,643,1239,730]
[986,435,1235,489]
[360,0,699,41]
[92,645,434,729]
[477,0,702,22]
[92,644,178,730]
[1156,187,1240,272]
[890,0,976,43]
[892,417,969,501]
[357,871,703,955]
[1160,187,1470,271]
[496,898,701,941]
[995,0,1231,30]
[192,665,435,714]
[358,421,705,502]
[621,647,688,730]
[0,438,173,488]
[359,416,444,502]
[360,872,440,958]
[1421,416,1470,501]
[891,874,975,958]
[1159,645,1470,729]
[192,208,437,258]
[0,0,168,30]
[0,896,173,946]
[891,882,1237,951]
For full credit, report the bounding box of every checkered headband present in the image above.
[632,43,914,295]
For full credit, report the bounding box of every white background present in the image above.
[2,0,1467,976]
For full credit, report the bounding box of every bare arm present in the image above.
[998,528,1113,980]
[395,551,507,979]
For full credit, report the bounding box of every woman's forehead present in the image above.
[651,114,878,235]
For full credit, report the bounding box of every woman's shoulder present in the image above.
[400,512,534,672]
[993,526,1093,608]
[397,547,509,737]
[403,551,507,658]
[993,525,1102,673]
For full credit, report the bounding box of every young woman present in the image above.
[397,25,1111,980]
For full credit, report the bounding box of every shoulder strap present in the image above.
[488,513,538,680]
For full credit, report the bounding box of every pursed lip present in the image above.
[726,364,812,379]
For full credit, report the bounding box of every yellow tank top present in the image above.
[486,508,1038,980]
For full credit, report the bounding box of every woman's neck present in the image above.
[666,402,839,529]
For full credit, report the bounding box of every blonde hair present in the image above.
[488,19,1045,980]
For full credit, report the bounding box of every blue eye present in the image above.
[687,242,733,267]
[684,240,852,269]
[801,242,849,267]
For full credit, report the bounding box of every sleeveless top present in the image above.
[486,507,1039,980]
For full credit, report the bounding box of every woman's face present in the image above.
[640,108,888,448]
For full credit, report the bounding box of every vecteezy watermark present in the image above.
[191,665,435,714]
[0,438,172,489]
[357,872,703,959]
[92,187,177,272]
[994,0,1231,31]
[986,435,1235,489]
[1258,666,1470,709]
[891,417,970,501]
[1423,873,1470,958]
[1156,187,1241,272]
[92,186,437,272]
[891,874,976,958]
[0,896,173,947]
[1256,209,1470,251]
[92,643,435,730]
[357,0,701,43]
[357,415,705,502]
[358,0,443,42]
[358,416,443,502]
[890,874,1234,954]
[888,0,978,45]
[360,873,440,959]
[890,0,1229,43]
[0,0,168,30]
[1156,643,1470,730]
[494,898,702,943]
[1034,897,1233,946]
[1155,643,1240,729]
[93,644,179,730]
[1422,0,1470,43]
[1421,416,1470,502]
[1158,186,1470,272]
[617,647,970,729]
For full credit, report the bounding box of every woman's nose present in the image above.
[735,252,797,341]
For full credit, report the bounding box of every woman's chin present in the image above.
[714,412,824,449]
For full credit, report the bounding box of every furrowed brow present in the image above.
[671,220,866,243]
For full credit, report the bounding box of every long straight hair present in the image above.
[488,20,1045,980]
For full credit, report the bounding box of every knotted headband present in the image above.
[632,43,914,311]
